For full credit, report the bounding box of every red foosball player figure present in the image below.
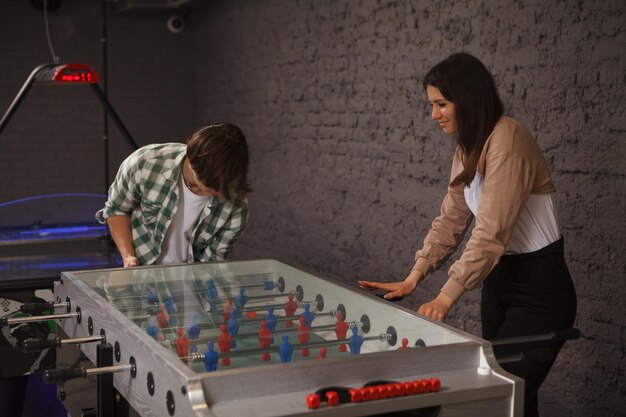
[397,338,410,350]
[175,327,190,358]
[223,299,233,323]
[334,312,349,352]
[258,319,273,361]
[217,324,232,366]
[316,347,327,360]
[284,293,298,328]
[297,316,311,357]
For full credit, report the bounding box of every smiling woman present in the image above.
[359,52,577,417]
[426,85,458,134]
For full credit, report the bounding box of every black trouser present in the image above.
[481,238,577,417]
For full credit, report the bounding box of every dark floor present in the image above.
[0,373,67,417]
[22,373,68,417]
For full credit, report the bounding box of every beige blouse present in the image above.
[412,116,555,301]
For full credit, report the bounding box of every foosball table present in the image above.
[21,259,525,416]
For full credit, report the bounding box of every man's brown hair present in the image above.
[186,123,252,199]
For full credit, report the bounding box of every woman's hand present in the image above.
[417,292,455,322]
[358,270,424,300]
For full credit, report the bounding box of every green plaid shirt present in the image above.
[96,143,248,265]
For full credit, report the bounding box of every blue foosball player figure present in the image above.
[187,314,201,353]
[207,279,218,313]
[235,287,248,310]
[164,296,177,315]
[302,303,316,327]
[147,288,159,304]
[266,307,277,332]
[207,278,218,298]
[280,335,293,363]
[227,315,240,348]
[146,317,160,341]
[204,341,219,372]
[231,305,242,320]
[349,326,364,355]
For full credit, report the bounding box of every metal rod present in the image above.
[236,299,313,313]
[184,333,389,362]
[153,307,336,334]
[243,310,335,325]
[86,363,133,377]
[101,0,109,192]
[208,298,312,315]
[245,291,298,301]
[90,84,139,150]
[187,322,344,345]
[61,335,106,346]
[106,277,274,301]
[5,312,79,325]
[0,63,55,135]
[44,362,135,384]
[201,279,275,292]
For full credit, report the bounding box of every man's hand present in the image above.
[123,256,140,268]
[107,215,139,268]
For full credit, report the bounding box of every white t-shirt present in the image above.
[155,176,209,265]
[464,172,561,254]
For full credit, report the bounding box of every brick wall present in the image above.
[193,1,625,416]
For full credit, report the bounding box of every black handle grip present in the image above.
[523,348,555,363]
[21,338,60,351]
[0,317,7,328]
[553,328,581,341]
[491,328,582,347]
[20,302,54,315]
[43,368,86,383]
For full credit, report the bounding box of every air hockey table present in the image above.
[48,259,524,417]
[0,194,121,288]
[0,193,120,378]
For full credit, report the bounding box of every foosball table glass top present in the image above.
[70,260,468,374]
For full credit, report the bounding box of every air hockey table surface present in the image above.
[54,259,524,417]
[0,194,121,288]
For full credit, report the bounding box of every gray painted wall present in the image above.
[0,0,624,416]
[0,0,196,203]
[194,1,625,416]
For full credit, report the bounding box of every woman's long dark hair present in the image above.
[423,53,503,186]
